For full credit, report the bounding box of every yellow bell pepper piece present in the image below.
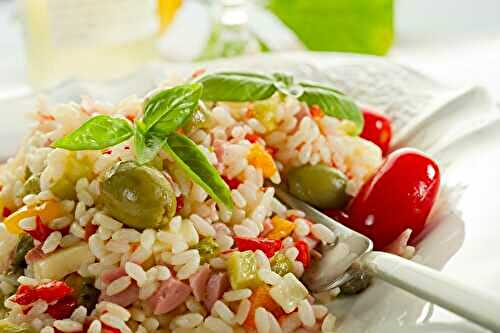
[3,201,65,234]
[247,144,277,178]
[267,216,295,240]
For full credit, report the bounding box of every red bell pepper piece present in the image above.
[176,195,184,214]
[14,281,73,305]
[360,107,392,156]
[26,216,54,242]
[295,240,310,268]
[2,207,12,218]
[222,176,241,190]
[46,295,78,319]
[102,324,121,333]
[234,237,282,258]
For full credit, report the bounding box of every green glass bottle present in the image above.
[266,0,394,55]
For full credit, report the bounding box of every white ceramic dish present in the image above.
[1,52,499,332]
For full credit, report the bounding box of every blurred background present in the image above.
[0,0,499,98]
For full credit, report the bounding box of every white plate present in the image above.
[1,52,499,332]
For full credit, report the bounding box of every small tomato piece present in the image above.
[360,107,392,155]
[46,295,77,319]
[234,237,282,258]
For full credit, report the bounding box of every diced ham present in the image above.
[101,267,126,285]
[204,272,230,311]
[148,278,191,315]
[189,264,211,302]
[100,283,139,307]
[25,246,46,264]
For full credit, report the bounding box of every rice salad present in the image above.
[0,71,387,333]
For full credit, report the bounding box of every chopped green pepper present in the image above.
[11,235,34,273]
[50,154,93,200]
[195,237,220,263]
[17,174,41,198]
[227,251,261,289]
[64,274,99,312]
[270,252,293,276]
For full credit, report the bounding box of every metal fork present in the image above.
[275,187,500,332]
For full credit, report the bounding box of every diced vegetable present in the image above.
[17,174,41,199]
[195,237,220,263]
[267,216,295,240]
[32,242,93,280]
[253,100,278,131]
[234,237,282,258]
[46,295,77,319]
[99,161,176,230]
[26,216,53,242]
[11,235,34,273]
[180,219,199,246]
[270,253,293,276]
[0,320,34,333]
[269,273,308,313]
[247,144,277,178]
[227,251,261,290]
[287,164,349,210]
[244,285,282,328]
[294,240,310,269]
[3,201,65,235]
[13,281,72,305]
[64,275,100,312]
[360,107,392,155]
[50,154,93,200]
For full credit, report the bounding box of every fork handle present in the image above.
[359,251,500,332]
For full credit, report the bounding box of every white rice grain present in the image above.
[112,229,141,242]
[174,313,204,329]
[255,307,270,333]
[94,213,122,231]
[19,216,37,231]
[212,300,235,324]
[312,305,328,319]
[140,229,156,249]
[280,313,301,333]
[70,222,86,239]
[17,276,39,286]
[268,312,282,333]
[285,247,299,261]
[53,320,83,333]
[311,224,336,244]
[87,320,102,333]
[70,306,87,323]
[42,231,62,254]
[106,276,132,296]
[223,289,252,302]
[125,262,147,287]
[258,269,282,286]
[40,327,55,333]
[298,299,315,328]
[143,317,159,332]
[255,250,271,270]
[234,299,251,325]
[191,214,215,237]
[48,216,72,230]
[104,302,131,321]
[294,219,310,237]
[139,281,158,300]
[204,316,233,333]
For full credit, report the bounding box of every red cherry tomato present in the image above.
[360,107,392,155]
[345,148,440,250]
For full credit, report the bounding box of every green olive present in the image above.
[287,164,350,209]
[99,161,176,230]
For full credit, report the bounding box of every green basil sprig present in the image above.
[164,133,233,210]
[52,115,133,150]
[196,71,363,135]
[195,72,276,102]
[52,83,233,210]
[299,82,364,135]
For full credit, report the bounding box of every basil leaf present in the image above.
[143,83,203,133]
[196,72,277,102]
[272,73,304,98]
[164,133,233,210]
[299,82,364,135]
[52,115,133,150]
[133,125,166,165]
